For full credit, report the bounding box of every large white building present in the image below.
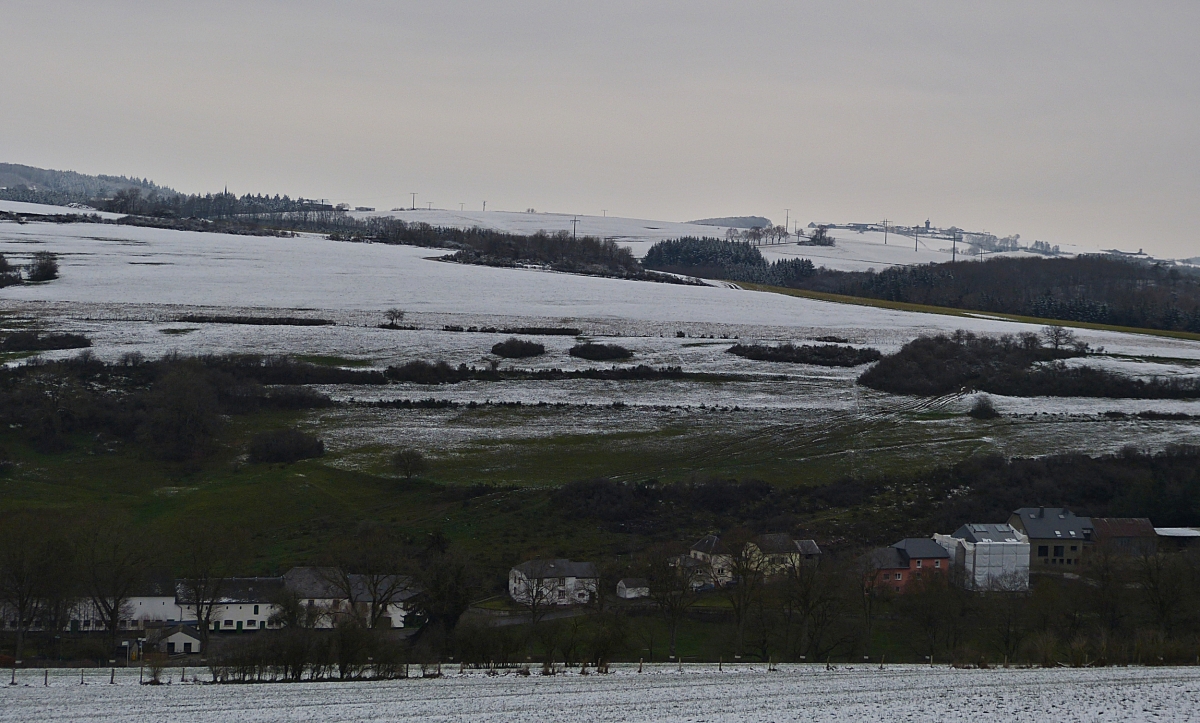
[935,523,1030,591]
[508,559,598,606]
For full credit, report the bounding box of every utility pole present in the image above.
[602,209,606,217]
[952,232,957,262]
[410,192,417,210]
[483,201,487,212]
[915,225,919,253]
[784,208,790,238]
[427,202,433,210]
[460,203,464,211]
[571,216,579,240]
[883,219,888,245]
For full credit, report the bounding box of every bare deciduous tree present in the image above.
[645,546,698,662]
[76,516,151,648]
[392,448,428,481]
[174,522,245,653]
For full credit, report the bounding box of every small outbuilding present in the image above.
[158,626,203,656]
[616,578,650,599]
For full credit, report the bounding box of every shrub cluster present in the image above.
[0,332,91,352]
[491,338,546,358]
[727,343,881,367]
[569,343,633,361]
[248,429,324,464]
[860,331,1200,399]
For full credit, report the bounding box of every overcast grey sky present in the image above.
[3,2,1197,256]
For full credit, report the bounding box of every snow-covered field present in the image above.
[1,213,1198,464]
[3,664,1198,723]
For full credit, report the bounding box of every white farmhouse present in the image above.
[177,577,284,634]
[68,569,183,633]
[508,559,598,606]
[935,523,1030,591]
[282,566,418,628]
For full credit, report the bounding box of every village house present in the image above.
[1008,507,1093,568]
[508,559,598,606]
[687,534,733,586]
[1092,517,1157,556]
[746,533,822,577]
[1155,527,1200,551]
[282,566,418,629]
[177,577,285,634]
[935,523,1030,591]
[869,538,950,594]
[68,568,183,633]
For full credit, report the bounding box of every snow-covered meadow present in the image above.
[1,211,1198,465]
[3,664,1198,723]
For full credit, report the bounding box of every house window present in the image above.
[167,642,176,654]
[895,572,902,581]
[1053,545,1064,557]
[558,590,566,599]
[247,620,256,627]
[224,620,234,627]
[915,572,922,580]
[1070,546,1077,552]
[254,605,259,615]
[934,560,941,568]
[1038,546,1049,557]
[183,642,192,654]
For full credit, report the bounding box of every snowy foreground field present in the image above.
[4,664,1199,723]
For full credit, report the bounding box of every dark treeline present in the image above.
[177,315,333,327]
[795,256,1200,333]
[554,446,1200,545]
[728,343,882,367]
[860,330,1200,399]
[0,353,334,460]
[643,237,816,286]
[1,331,90,352]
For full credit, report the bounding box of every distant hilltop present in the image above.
[0,163,175,206]
[688,216,771,229]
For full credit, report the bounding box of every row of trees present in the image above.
[794,255,1200,333]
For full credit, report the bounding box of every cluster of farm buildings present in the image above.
[508,508,1198,606]
[5,508,1196,657]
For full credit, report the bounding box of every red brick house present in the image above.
[869,538,951,594]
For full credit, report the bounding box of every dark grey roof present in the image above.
[796,539,822,556]
[754,533,799,555]
[891,538,950,561]
[1012,508,1093,540]
[953,523,1025,544]
[283,567,419,602]
[690,534,727,555]
[867,547,907,570]
[132,567,177,597]
[176,577,286,605]
[618,578,649,589]
[513,559,598,579]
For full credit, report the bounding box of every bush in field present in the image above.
[491,338,545,359]
[569,343,632,361]
[26,252,59,282]
[967,396,1001,419]
[249,429,325,464]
